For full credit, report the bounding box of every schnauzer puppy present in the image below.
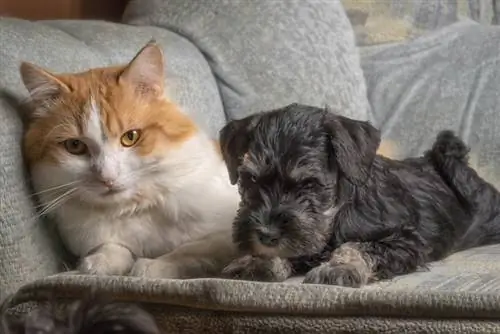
[219,103,500,287]
[0,293,159,334]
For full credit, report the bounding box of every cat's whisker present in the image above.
[37,191,76,216]
[33,188,79,209]
[36,188,78,217]
[30,180,82,198]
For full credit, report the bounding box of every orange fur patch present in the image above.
[212,140,222,157]
[23,66,198,166]
[377,139,398,158]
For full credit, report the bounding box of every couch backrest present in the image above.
[342,0,498,46]
[123,0,371,123]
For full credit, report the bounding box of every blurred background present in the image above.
[0,0,128,21]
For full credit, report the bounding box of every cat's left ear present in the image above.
[119,40,164,99]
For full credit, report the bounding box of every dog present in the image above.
[0,293,159,334]
[218,103,500,287]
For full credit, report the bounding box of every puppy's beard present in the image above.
[252,240,280,258]
[250,234,291,258]
[243,206,338,258]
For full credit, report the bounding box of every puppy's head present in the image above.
[220,103,380,257]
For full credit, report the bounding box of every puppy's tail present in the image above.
[428,130,470,163]
[426,131,474,207]
[426,130,499,212]
[427,131,500,249]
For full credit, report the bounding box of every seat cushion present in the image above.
[123,0,371,122]
[0,17,223,298]
[9,244,500,333]
[360,20,500,188]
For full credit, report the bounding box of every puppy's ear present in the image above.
[219,115,258,185]
[324,112,380,185]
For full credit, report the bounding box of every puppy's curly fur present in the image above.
[0,293,159,334]
[219,103,500,287]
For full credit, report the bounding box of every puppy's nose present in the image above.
[257,230,280,247]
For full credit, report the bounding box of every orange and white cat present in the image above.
[20,42,240,278]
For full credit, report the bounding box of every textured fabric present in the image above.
[0,95,61,300]
[360,20,500,189]
[8,244,500,333]
[123,0,370,122]
[0,17,223,298]
[342,0,496,46]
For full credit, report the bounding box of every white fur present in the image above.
[31,102,240,277]
[85,97,104,145]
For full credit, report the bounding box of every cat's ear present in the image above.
[119,41,164,99]
[20,62,70,103]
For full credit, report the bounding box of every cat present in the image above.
[19,41,240,278]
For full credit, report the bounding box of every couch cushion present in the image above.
[360,20,500,188]
[9,244,500,333]
[123,0,371,122]
[0,17,223,298]
[341,0,495,46]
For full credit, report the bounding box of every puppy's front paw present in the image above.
[222,255,291,282]
[78,253,125,276]
[129,258,180,279]
[303,263,367,288]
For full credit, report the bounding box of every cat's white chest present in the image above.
[56,206,163,257]
[54,178,239,258]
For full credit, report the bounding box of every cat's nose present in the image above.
[102,179,114,188]
[97,176,115,188]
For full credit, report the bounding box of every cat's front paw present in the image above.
[78,253,128,276]
[303,263,367,287]
[221,255,291,282]
[129,258,180,279]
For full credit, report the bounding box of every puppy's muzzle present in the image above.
[253,207,294,247]
[256,228,280,247]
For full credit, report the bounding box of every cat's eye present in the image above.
[121,129,141,147]
[63,139,87,155]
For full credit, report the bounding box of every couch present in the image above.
[2,0,500,332]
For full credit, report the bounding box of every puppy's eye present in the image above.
[240,172,258,186]
[121,129,141,147]
[63,139,88,155]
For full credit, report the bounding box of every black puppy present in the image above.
[219,103,500,287]
[0,293,159,334]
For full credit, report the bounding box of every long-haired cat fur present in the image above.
[19,41,240,278]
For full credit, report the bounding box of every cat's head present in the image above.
[20,42,201,208]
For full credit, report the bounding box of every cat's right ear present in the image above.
[20,62,70,104]
[219,115,259,185]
